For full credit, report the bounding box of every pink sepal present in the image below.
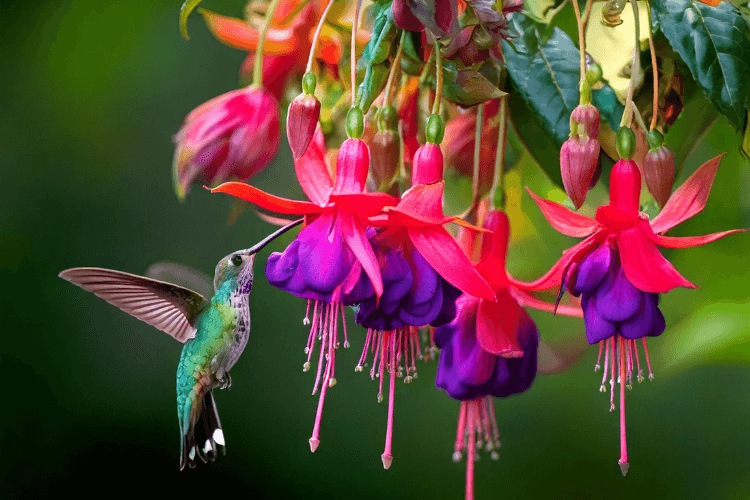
[340,211,383,299]
[476,291,523,357]
[526,188,599,237]
[294,128,332,206]
[210,182,323,215]
[650,153,725,234]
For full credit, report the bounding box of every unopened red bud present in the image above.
[643,146,675,207]
[609,159,641,215]
[412,143,443,185]
[560,137,600,209]
[333,138,370,195]
[369,129,400,196]
[287,93,321,159]
[571,104,600,139]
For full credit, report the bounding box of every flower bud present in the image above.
[571,103,600,139]
[643,132,675,207]
[287,93,321,159]
[368,106,400,196]
[173,85,280,200]
[412,143,443,186]
[609,159,641,216]
[560,137,600,209]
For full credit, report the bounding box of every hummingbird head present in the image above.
[213,250,255,292]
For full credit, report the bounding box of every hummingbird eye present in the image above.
[230,255,243,267]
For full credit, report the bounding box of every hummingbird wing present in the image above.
[145,261,214,298]
[59,267,209,343]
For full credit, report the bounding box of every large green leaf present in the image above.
[501,14,624,146]
[651,0,750,131]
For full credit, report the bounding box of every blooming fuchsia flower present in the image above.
[352,128,495,469]
[173,85,280,200]
[210,130,398,453]
[524,154,745,475]
[435,210,581,499]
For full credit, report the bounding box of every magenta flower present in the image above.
[524,154,745,474]
[435,210,581,498]
[211,131,398,453]
[173,85,280,200]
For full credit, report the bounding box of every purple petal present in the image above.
[574,243,612,294]
[583,294,616,344]
[595,262,643,322]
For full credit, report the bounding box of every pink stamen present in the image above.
[465,402,477,500]
[340,302,349,348]
[600,338,610,391]
[626,339,634,389]
[595,341,604,371]
[309,363,330,453]
[454,401,468,460]
[642,337,655,380]
[610,336,616,411]
[634,338,644,382]
[487,397,500,451]
[304,299,311,325]
[618,336,629,476]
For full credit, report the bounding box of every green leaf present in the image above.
[651,0,750,131]
[361,6,397,66]
[501,13,624,146]
[179,0,205,40]
[656,300,750,375]
[356,62,390,113]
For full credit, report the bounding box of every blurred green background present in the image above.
[1,1,749,498]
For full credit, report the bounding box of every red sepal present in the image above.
[476,291,523,357]
[328,192,399,216]
[650,153,725,234]
[510,288,583,318]
[407,226,496,301]
[618,220,696,293]
[294,128,332,206]
[526,188,599,238]
[210,182,323,215]
[199,9,295,54]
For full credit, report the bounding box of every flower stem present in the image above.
[620,0,641,128]
[645,0,659,131]
[383,31,406,108]
[253,0,285,87]
[280,0,310,26]
[582,0,594,32]
[618,336,629,476]
[306,0,338,74]
[572,0,586,81]
[470,103,485,211]
[490,97,508,211]
[429,31,443,116]
[351,0,363,107]
[630,101,648,134]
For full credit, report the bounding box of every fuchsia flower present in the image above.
[435,210,581,498]
[524,154,745,474]
[173,85,280,200]
[560,102,601,209]
[353,136,495,469]
[210,130,398,453]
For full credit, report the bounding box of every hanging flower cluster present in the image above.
[171,0,747,496]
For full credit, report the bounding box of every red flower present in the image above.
[520,154,744,295]
[173,85,280,200]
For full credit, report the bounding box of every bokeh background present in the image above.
[2,1,749,498]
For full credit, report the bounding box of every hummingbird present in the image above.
[59,219,302,470]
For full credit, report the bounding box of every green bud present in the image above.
[302,72,317,95]
[586,63,603,86]
[616,126,636,159]
[425,114,444,145]
[378,105,398,132]
[646,129,664,151]
[346,107,365,139]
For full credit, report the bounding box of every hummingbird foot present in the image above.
[218,373,232,390]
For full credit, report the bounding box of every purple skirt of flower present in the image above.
[355,247,461,331]
[434,295,538,401]
[569,243,666,344]
[265,211,372,305]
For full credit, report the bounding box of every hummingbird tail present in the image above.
[179,390,225,470]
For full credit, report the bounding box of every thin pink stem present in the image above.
[618,336,629,475]
[642,338,654,380]
[465,402,476,500]
[595,341,604,371]
[382,338,397,469]
[610,337,616,411]
[454,401,468,457]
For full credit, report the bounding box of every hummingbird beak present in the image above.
[247,218,304,255]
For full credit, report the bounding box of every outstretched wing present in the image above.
[59,267,210,343]
[145,261,214,299]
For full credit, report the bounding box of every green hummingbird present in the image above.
[59,219,302,469]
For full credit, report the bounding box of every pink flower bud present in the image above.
[333,138,370,195]
[369,130,400,196]
[560,137,600,209]
[412,143,444,185]
[287,93,321,159]
[643,146,675,207]
[571,104,600,139]
[173,85,280,200]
